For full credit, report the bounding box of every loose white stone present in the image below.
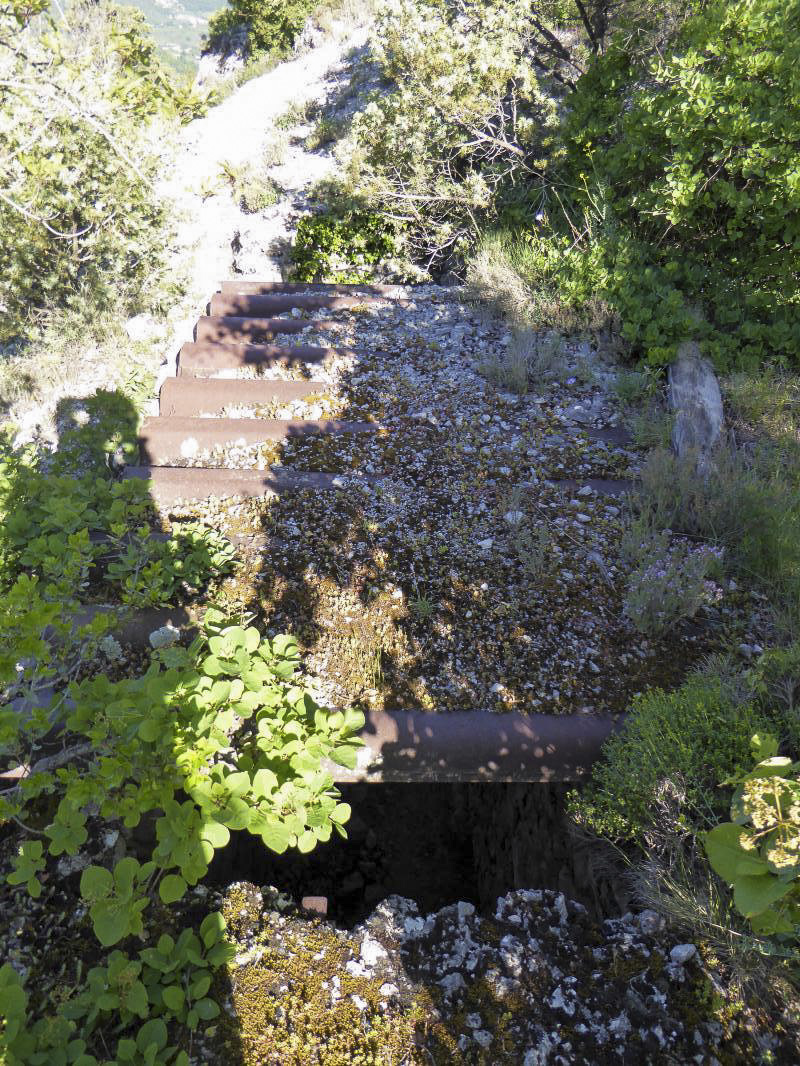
[669,943,697,965]
[149,624,180,649]
[360,934,388,968]
[477,537,493,550]
[439,972,465,997]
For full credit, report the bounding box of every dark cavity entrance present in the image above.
[207,782,626,926]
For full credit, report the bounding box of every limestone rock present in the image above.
[195,25,249,89]
[668,341,724,464]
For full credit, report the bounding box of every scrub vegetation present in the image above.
[3,0,800,1059]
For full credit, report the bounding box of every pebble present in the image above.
[669,943,697,965]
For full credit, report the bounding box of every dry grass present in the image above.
[476,327,565,395]
[465,230,611,334]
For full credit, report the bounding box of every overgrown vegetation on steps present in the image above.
[0,412,363,1062]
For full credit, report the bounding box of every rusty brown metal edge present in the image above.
[139,417,379,464]
[219,280,405,297]
[3,596,621,784]
[209,293,383,317]
[2,710,619,785]
[159,377,325,417]
[178,341,358,373]
[195,316,341,343]
[325,709,622,784]
[123,465,345,506]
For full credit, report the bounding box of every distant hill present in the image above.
[117,0,223,72]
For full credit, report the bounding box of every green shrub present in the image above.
[548,0,800,370]
[207,0,315,58]
[0,1,202,342]
[345,0,563,272]
[570,674,769,840]
[704,733,800,938]
[290,207,399,282]
[635,447,800,611]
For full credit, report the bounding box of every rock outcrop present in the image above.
[668,341,724,468]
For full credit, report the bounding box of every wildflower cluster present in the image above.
[623,536,724,638]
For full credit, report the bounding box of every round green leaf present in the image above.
[80,865,113,902]
[159,874,187,904]
[136,1018,168,1053]
[734,874,795,918]
[703,823,768,882]
[162,984,185,1012]
[194,996,220,1021]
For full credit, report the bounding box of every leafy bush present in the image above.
[570,674,769,840]
[207,0,315,58]
[0,435,235,612]
[344,0,563,271]
[1,609,362,1061]
[220,160,283,213]
[290,206,399,282]
[545,0,800,369]
[0,1,206,343]
[704,733,800,937]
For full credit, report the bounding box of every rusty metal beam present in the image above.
[123,465,343,506]
[195,316,339,345]
[139,416,378,465]
[327,709,620,783]
[159,377,324,417]
[219,280,404,297]
[178,341,355,375]
[209,293,382,317]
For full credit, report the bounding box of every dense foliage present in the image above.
[705,733,800,937]
[0,0,207,343]
[0,436,362,1062]
[206,0,315,59]
[549,0,800,369]
[339,0,800,370]
[344,0,563,272]
[291,206,399,282]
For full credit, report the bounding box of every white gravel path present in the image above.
[153,28,369,390]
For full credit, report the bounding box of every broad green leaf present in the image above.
[91,900,129,947]
[201,820,230,848]
[162,985,185,1012]
[330,803,351,825]
[190,974,211,999]
[136,1018,168,1053]
[734,874,795,918]
[200,911,226,947]
[703,823,769,881]
[259,821,291,854]
[194,996,220,1020]
[159,874,187,904]
[80,865,113,902]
